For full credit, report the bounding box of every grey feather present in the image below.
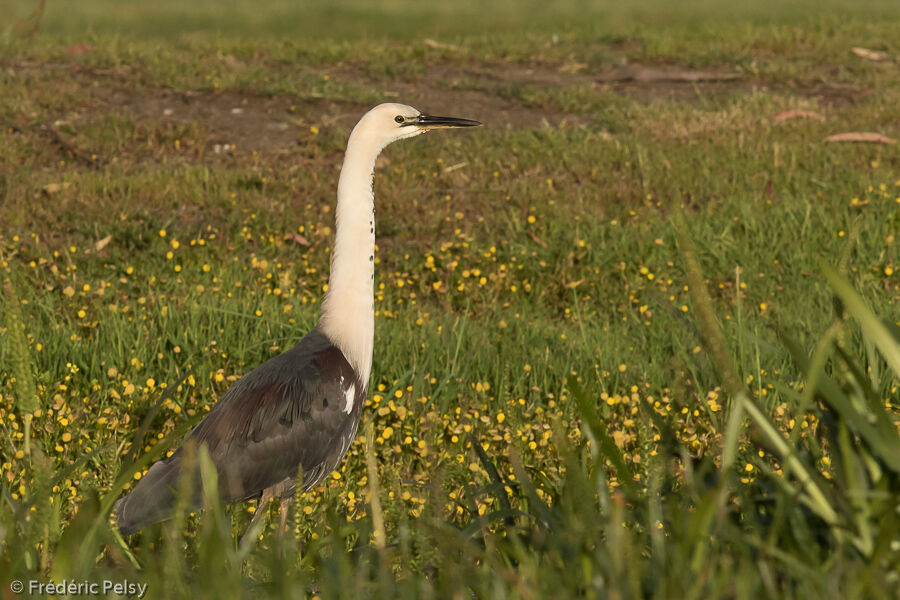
[116,328,366,535]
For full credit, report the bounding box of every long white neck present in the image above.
[317,127,384,386]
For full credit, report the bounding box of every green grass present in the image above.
[7,0,900,40]
[1,0,900,597]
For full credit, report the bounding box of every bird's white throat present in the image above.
[317,128,385,386]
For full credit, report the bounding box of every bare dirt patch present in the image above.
[3,57,868,167]
[125,88,358,154]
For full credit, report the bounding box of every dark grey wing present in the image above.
[188,329,365,500]
[116,329,365,534]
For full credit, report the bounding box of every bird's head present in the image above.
[354,103,481,149]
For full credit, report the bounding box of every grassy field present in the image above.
[1,0,900,597]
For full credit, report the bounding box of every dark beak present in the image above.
[411,114,482,130]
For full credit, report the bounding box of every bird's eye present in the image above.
[394,115,405,124]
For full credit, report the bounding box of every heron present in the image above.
[115,103,481,541]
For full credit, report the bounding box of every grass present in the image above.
[1,0,899,597]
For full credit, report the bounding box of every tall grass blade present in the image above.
[365,423,387,552]
[672,207,842,531]
[822,264,900,378]
[3,277,39,456]
[567,374,635,491]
